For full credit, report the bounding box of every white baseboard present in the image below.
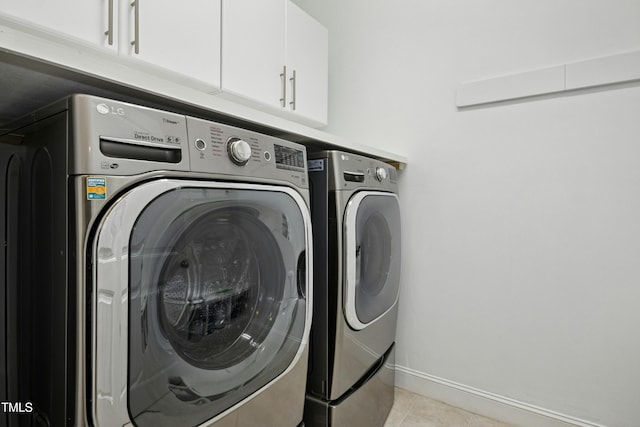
[394,365,607,427]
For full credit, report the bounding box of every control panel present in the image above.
[66,95,308,188]
[186,117,308,187]
[310,151,398,192]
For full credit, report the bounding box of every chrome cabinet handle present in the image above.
[131,0,139,54]
[105,0,114,45]
[280,65,287,107]
[289,69,296,111]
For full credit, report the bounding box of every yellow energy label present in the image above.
[87,177,107,200]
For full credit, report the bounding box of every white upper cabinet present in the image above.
[1,0,114,49]
[286,2,328,125]
[122,0,221,89]
[221,0,328,126]
[1,0,221,90]
[221,0,286,110]
[2,0,326,125]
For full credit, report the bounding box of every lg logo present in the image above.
[96,103,125,116]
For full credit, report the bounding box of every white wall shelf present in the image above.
[456,50,640,107]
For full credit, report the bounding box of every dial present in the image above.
[375,166,388,181]
[227,138,252,165]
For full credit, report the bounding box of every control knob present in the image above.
[227,138,252,165]
[375,166,388,181]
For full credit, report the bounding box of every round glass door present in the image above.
[125,183,310,427]
[157,205,285,370]
[344,191,401,330]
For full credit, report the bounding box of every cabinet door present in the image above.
[221,0,286,109]
[1,0,116,51]
[124,0,221,89]
[286,2,328,125]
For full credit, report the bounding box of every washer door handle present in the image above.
[297,251,306,299]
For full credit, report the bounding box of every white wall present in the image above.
[296,1,640,426]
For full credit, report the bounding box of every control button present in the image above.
[194,138,206,151]
[375,167,388,181]
[227,137,252,165]
[264,151,272,161]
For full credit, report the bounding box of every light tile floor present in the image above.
[384,388,513,427]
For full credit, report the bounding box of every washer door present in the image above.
[343,191,401,330]
[92,180,311,427]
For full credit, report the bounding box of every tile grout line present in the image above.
[396,392,419,427]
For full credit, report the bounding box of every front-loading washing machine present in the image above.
[0,95,312,426]
[304,151,401,427]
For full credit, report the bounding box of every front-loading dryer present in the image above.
[0,95,312,426]
[304,151,401,427]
